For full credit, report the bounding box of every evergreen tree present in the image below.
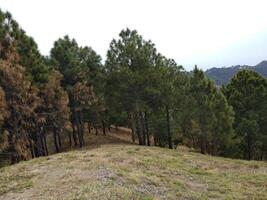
[0,9,49,84]
[0,59,41,163]
[105,28,163,145]
[50,36,100,147]
[0,87,9,153]
[38,70,70,154]
[185,67,234,155]
[223,70,267,160]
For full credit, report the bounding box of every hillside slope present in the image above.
[205,61,267,85]
[0,140,266,200]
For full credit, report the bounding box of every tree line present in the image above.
[0,10,266,165]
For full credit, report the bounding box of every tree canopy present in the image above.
[1,10,266,166]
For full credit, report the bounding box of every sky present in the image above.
[1,0,267,70]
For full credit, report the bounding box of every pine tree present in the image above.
[105,28,162,145]
[223,70,267,160]
[184,67,234,155]
[50,36,99,147]
[0,87,9,153]
[0,59,40,163]
[38,70,70,154]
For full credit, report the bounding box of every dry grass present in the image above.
[0,131,266,200]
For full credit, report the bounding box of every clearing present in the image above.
[0,128,266,200]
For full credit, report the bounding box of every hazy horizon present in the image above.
[1,0,267,70]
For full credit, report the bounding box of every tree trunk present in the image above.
[247,135,251,160]
[39,133,46,156]
[130,112,136,143]
[71,120,78,147]
[144,111,150,146]
[32,131,40,157]
[53,127,60,153]
[74,111,82,148]
[29,139,35,159]
[88,122,91,133]
[200,138,205,154]
[166,105,172,149]
[135,112,142,145]
[191,136,196,149]
[68,130,72,148]
[140,112,146,145]
[102,120,106,135]
[260,143,265,160]
[43,134,48,155]
[9,111,20,163]
[211,140,215,156]
[78,110,84,145]
[153,134,157,146]
[57,131,62,148]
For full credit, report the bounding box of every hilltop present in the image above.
[205,60,267,85]
[0,132,266,200]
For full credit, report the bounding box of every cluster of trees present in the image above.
[104,29,267,160]
[0,10,102,165]
[0,9,266,165]
[222,71,267,160]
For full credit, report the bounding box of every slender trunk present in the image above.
[211,140,215,156]
[166,105,172,149]
[40,134,46,156]
[135,112,142,145]
[247,135,251,160]
[140,112,146,145]
[72,120,78,147]
[43,134,48,155]
[260,144,265,160]
[154,134,157,146]
[130,127,135,143]
[79,110,84,145]
[68,130,72,148]
[57,131,62,148]
[130,112,135,143]
[88,122,91,133]
[102,120,106,135]
[205,142,209,155]
[200,138,205,154]
[144,111,150,146]
[53,127,60,153]
[39,133,46,156]
[192,136,196,149]
[74,111,82,148]
[35,138,40,157]
[29,139,35,159]
[95,126,98,135]
[115,125,118,131]
[9,110,20,163]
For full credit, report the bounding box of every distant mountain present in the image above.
[205,61,267,85]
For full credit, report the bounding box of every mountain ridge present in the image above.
[205,60,267,85]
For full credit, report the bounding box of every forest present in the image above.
[0,9,267,167]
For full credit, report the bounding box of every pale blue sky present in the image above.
[1,0,267,70]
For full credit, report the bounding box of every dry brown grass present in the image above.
[0,130,266,200]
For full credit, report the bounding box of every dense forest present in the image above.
[0,9,266,166]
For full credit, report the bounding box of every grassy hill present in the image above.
[0,133,266,200]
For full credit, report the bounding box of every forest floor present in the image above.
[0,128,267,200]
